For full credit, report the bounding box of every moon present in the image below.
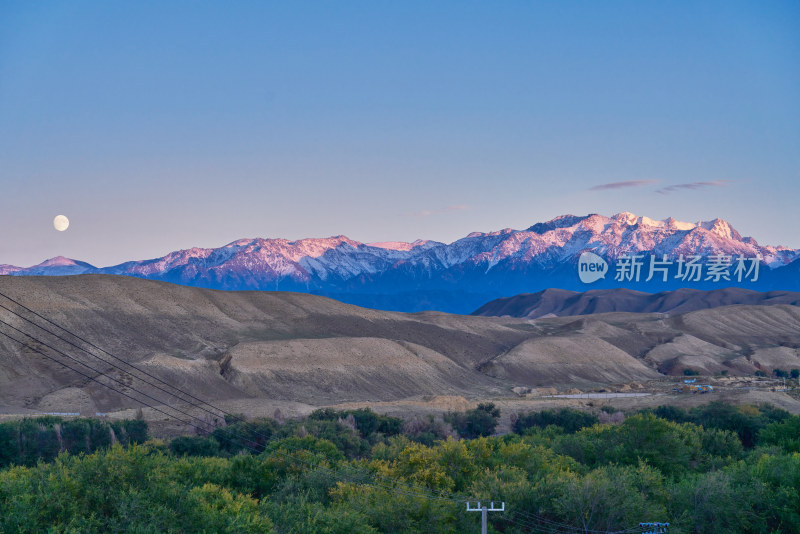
[53,215,70,232]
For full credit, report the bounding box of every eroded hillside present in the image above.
[0,275,798,414]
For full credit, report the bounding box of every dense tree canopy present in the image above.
[1,404,799,533]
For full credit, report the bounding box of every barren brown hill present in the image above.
[0,275,798,417]
[473,287,800,318]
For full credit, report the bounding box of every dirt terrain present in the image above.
[474,287,800,318]
[0,275,799,434]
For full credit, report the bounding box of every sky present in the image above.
[1,1,798,267]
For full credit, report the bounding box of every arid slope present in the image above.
[474,287,800,318]
[0,275,798,414]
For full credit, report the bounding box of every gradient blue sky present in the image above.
[1,1,798,267]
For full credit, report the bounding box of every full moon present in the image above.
[53,215,70,232]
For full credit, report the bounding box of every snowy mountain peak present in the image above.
[37,256,84,267]
[368,240,436,251]
[610,212,696,229]
[225,238,258,247]
[465,228,515,239]
[18,256,97,276]
[526,214,590,234]
[528,212,717,234]
[605,212,743,236]
[612,211,642,226]
[0,265,23,275]
[3,213,798,314]
[698,218,741,240]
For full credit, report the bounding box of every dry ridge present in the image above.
[473,287,800,318]
[0,275,798,416]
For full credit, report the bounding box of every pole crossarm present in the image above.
[466,502,505,534]
[466,501,505,512]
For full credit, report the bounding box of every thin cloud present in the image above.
[656,180,729,194]
[407,205,470,217]
[589,180,658,191]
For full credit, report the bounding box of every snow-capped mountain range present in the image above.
[3,212,799,313]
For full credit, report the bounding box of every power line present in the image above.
[0,324,404,527]
[0,290,475,504]
[483,502,649,534]
[497,512,611,534]
[0,294,228,422]
[0,296,650,533]
[0,288,652,534]
[0,321,475,522]
[0,327,223,443]
[0,293,461,502]
[0,301,464,504]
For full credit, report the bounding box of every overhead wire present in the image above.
[0,292,652,532]
[0,292,461,500]
[499,514,574,533]
[0,320,470,524]
[0,299,462,504]
[0,324,405,524]
[0,289,473,503]
[501,510,648,534]
[0,294,229,421]
[512,508,649,534]
[0,324,258,450]
[513,508,643,534]
[0,287,651,533]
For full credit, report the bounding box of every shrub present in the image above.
[687,402,788,448]
[61,419,91,454]
[113,419,149,445]
[758,415,800,453]
[598,411,625,425]
[0,417,147,468]
[445,403,500,439]
[554,414,703,476]
[513,408,599,434]
[309,408,403,440]
[402,415,454,446]
[212,419,277,455]
[170,436,221,457]
[649,405,691,424]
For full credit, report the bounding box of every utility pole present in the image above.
[466,501,505,534]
